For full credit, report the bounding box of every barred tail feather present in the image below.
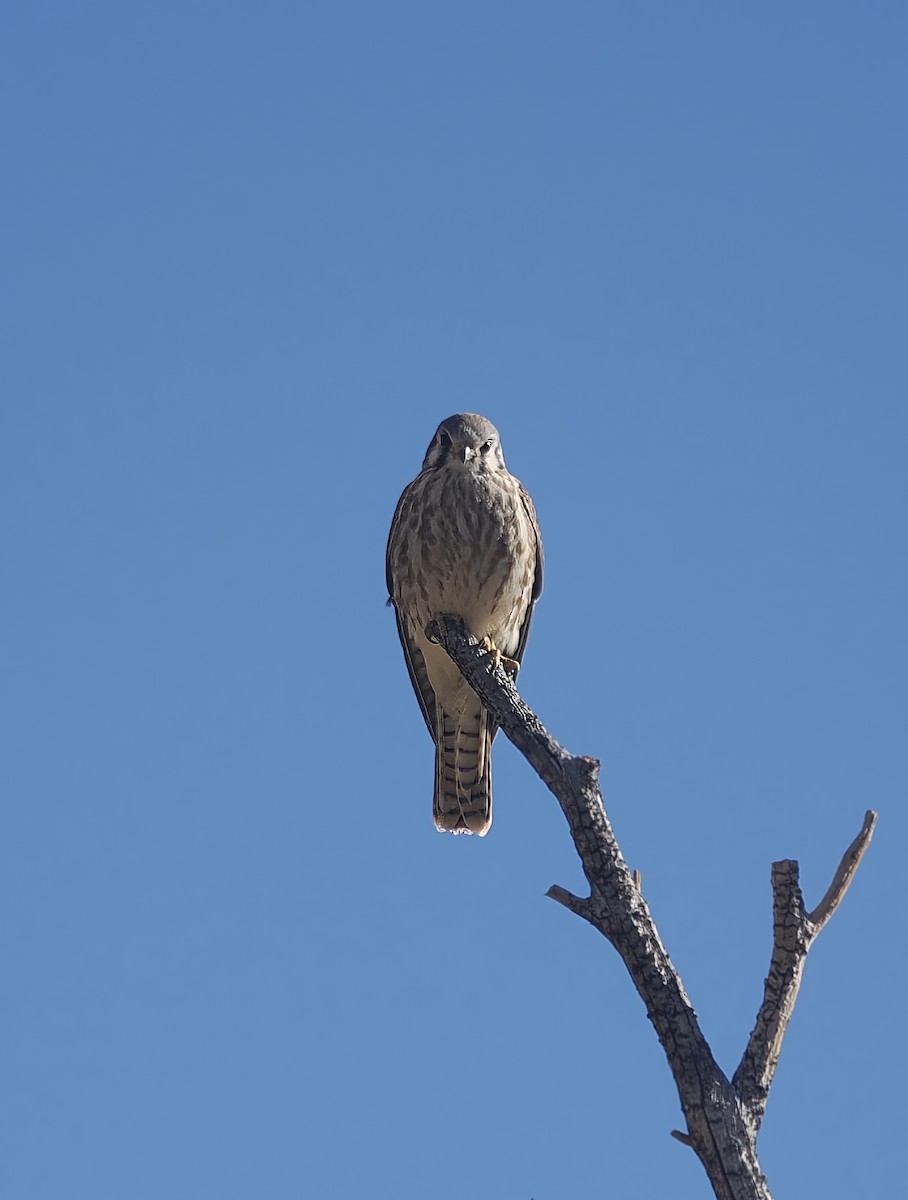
[433,705,492,836]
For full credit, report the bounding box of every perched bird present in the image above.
[387,413,543,835]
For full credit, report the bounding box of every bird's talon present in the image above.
[479,636,500,668]
[479,637,519,676]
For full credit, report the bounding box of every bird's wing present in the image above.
[513,481,544,666]
[393,610,436,741]
[386,479,437,742]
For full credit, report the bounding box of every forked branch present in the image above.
[429,615,877,1200]
[732,809,877,1125]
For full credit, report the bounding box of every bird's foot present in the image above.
[480,637,520,676]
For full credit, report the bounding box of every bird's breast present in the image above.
[393,467,535,648]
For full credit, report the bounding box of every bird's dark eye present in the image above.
[480,439,494,454]
[438,429,452,448]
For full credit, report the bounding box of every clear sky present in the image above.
[3,4,905,1198]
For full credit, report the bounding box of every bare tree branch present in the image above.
[807,809,877,931]
[429,615,877,1200]
[732,809,878,1125]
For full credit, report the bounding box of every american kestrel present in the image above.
[387,413,543,835]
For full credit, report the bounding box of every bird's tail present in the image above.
[433,702,492,836]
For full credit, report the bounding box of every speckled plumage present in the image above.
[387,414,543,835]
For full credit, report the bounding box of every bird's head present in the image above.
[421,413,506,473]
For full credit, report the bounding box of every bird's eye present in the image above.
[480,439,494,454]
[438,429,452,447]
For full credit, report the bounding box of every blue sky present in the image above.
[3,3,905,1197]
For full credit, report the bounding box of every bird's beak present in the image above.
[462,446,476,463]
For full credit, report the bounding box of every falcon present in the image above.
[387,413,543,835]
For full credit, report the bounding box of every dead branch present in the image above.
[429,615,877,1200]
[732,809,877,1125]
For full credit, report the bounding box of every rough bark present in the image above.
[428,616,877,1200]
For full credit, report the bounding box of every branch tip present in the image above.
[546,884,591,918]
[807,808,878,931]
[671,1129,694,1147]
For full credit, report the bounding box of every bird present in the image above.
[386,413,543,835]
